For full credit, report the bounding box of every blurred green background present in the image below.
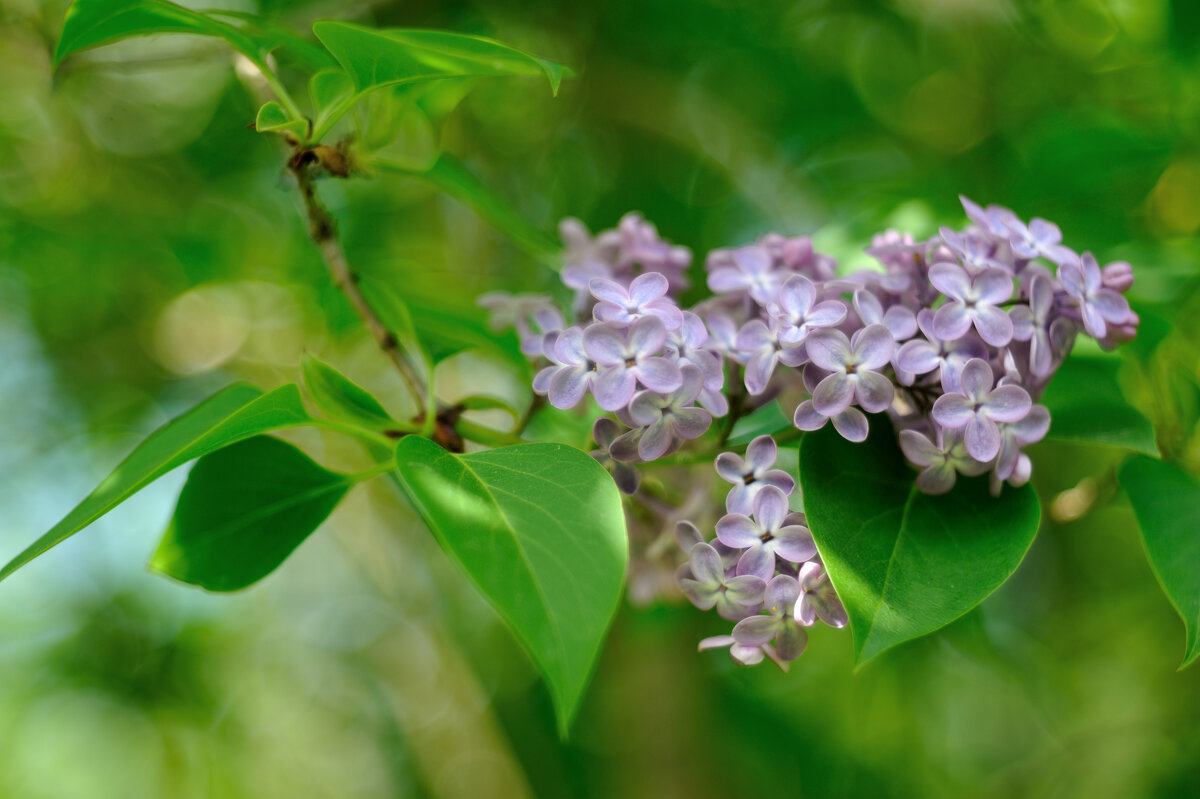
[2,0,1200,796]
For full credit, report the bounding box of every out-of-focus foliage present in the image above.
[1,0,1199,797]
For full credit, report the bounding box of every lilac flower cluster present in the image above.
[482,199,1139,669]
[677,435,847,669]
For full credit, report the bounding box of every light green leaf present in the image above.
[301,354,395,429]
[0,384,312,583]
[799,418,1041,665]
[728,400,792,447]
[152,436,353,591]
[393,437,627,736]
[56,0,266,67]
[1040,356,1157,455]
[312,21,571,97]
[1119,455,1200,669]
[458,394,520,421]
[254,101,308,141]
[373,154,561,268]
[371,102,438,171]
[310,68,355,130]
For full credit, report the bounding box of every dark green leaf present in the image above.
[301,354,395,429]
[0,384,311,583]
[799,418,1041,665]
[312,21,571,97]
[1119,455,1200,668]
[728,400,792,446]
[56,0,264,67]
[152,436,353,591]
[1040,356,1157,455]
[393,437,627,736]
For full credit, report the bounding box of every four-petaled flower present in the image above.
[929,263,1015,347]
[931,358,1032,462]
[794,562,848,629]
[769,274,847,345]
[805,324,896,416]
[589,417,641,494]
[1004,215,1077,265]
[716,486,816,580]
[736,317,807,395]
[590,271,684,330]
[714,434,796,515]
[707,245,782,305]
[898,428,990,494]
[679,542,767,621]
[627,365,712,460]
[731,575,809,662]
[895,309,987,393]
[1010,273,1058,377]
[1058,252,1131,340]
[583,317,683,411]
[534,326,596,409]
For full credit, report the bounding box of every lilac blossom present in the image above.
[707,245,782,305]
[715,434,796,515]
[736,318,806,395]
[590,272,684,330]
[793,400,869,443]
[732,575,809,662]
[679,542,766,621]
[929,263,1015,347]
[1004,215,1077,265]
[898,428,990,495]
[698,635,786,669]
[665,311,727,416]
[770,275,848,345]
[583,317,682,411]
[993,404,1051,489]
[627,365,712,460]
[1059,253,1132,339]
[590,418,641,494]
[534,326,596,409]
[715,486,815,580]
[895,309,987,393]
[932,358,1032,462]
[805,325,896,416]
[1010,273,1057,377]
[852,288,917,341]
[794,562,848,629]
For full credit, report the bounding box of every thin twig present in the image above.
[290,160,427,406]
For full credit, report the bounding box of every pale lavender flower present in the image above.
[534,326,597,409]
[736,318,806,396]
[993,404,1050,485]
[679,542,767,621]
[732,575,809,662]
[1004,215,1077,265]
[628,365,712,460]
[715,434,796,515]
[583,317,682,411]
[895,309,987,393]
[794,562,848,628]
[960,195,1017,239]
[1010,273,1057,377]
[1101,260,1134,292]
[805,324,896,416]
[590,271,684,330]
[898,428,990,494]
[939,227,1007,274]
[1059,253,1132,340]
[793,399,869,443]
[929,262,1015,347]
[617,212,691,290]
[666,311,727,416]
[853,288,917,341]
[716,486,816,579]
[707,245,782,305]
[703,312,747,365]
[698,635,788,669]
[590,417,641,494]
[770,275,848,345]
[931,358,1032,462]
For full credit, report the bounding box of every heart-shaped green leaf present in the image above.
[312,21,571,97]
[254,101,308,141]
[0,384,312,583]
[301,354,395,430]
[1040,356,1157,455]
[1119,455,1200,669]
[799,418,1041,665]
[152,436,353,591]
[393,437,627,736]
[728,400,792,446]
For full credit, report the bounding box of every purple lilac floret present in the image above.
[483,200,1140,670]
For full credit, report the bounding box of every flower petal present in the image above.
[743,350,778,396]
[899,429,942,467]
[745,435,778,471]
[592,366,636,411]
[628,315,667,356]
[672,407,712,440]
[929,262,971,300]
[804,329,852,371]
[813,372,855,416]
[764,574,800,611]
[735,545,776,581]
[793,400,827,431]
[853,324,896,370]
[855,370,895,413]
[715,451,748,484]
[635,357,684,393]
[779,274,816,316]
[959,357,994,400]
[933,302,973,341]
[716,513,762,549]
[725,575,768,607]
[548,366,591,409]
[983,384,1032,423]
[831,407,869,442]
[896,340,941,375]
[774,525,816,563]
[932,393,974,428]
[964,415,1002,461]
[975,268,1014,305]
[688,542,725,586]
[628,271,669,305]
[638,418,674,461]
[583,323,627,365]
[732,614,779,646]
[973,305,1014,347]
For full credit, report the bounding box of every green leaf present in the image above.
[373,154,561,268]
[152,436,353,591]
[56,0,266,67]
[301,354,395,429]
[312,21,571,97]
[254,101,308,141]
[393,437,627,736]
[728,400,792,447]
[458,394,520,421]
[799,418,1041,665]
[310,68,355,131]
[0,384,311,583]
[1040,356,1157,455]
[1119,455,1200,669]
